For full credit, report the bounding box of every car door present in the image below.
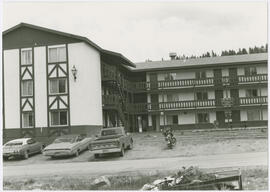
[26,139,36,154]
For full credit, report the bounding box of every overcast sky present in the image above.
[3,1,268,62]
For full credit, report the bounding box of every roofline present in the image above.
[3,22,135,67]
[132,58,267,72]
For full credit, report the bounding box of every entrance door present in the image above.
[215,89,223,106]
[151,115,156,131]
[216,111,225,127]
[151,94,159,110]
[149,73,158,90]
[214,69,222,86]
[230,89,239,105]
[229,68,238,85]
[232,110,240,124]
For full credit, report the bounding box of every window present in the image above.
[245,67,257,76]
[27,139,36,145]
[21,80,33,96]
[196,71,206,79]
[246,89,258,97]
[22,112,34,128]
[48,46,66,63]
[196,92,208,100]
[51,111,68,126]
[21,49,32,65]
[49,79,66,94]
[197,113,209,123]
[247,110,261,121]
[164,73,176,81]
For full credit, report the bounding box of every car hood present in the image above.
[95,135,123,141]
[44,142,75,150]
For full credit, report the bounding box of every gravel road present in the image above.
[4,152,267,178]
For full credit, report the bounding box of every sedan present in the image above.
[3,138,44,160]
[43,134,92,158]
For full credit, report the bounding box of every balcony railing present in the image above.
[125,96,267,113]
[102,94,120,106]
[238,74,268,83]
[239,96,268,105]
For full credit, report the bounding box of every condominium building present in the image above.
[2,23,268,142]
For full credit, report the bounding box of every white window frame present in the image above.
[22,112,34,128]
[21,80,33,96]
[50,110,68,126]
[48,45,66,63]
[49,78,67,95]
[21,48,32,65]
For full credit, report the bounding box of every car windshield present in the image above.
[53,137,76,143]
[101,129,123,136]
[5,142,23,146]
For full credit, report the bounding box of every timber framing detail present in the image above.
[19,47,36,137]
[46,44,71,137]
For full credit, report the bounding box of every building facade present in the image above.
[2,23,268,142]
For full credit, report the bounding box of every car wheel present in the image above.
[75,150,79,157]
[128,140,133,150]
[120,147,125,157]
[87,144,91,150]
[23,151,29,159]
[3,156,9,161]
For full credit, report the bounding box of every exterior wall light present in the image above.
[71,65,78,81]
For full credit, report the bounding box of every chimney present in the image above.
[169,52,177,60]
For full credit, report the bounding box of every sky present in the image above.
[2,1,268,62]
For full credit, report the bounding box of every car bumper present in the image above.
[43,150,73,157]
[90,148,121,154]
[3,152,22,158]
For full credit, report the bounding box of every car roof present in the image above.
[57,134,79,138]
[6,138,31,144]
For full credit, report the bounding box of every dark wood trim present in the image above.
[19,48,22,136]
[2,50,5,134]
[46,46,50,130]
[66,44,71,133]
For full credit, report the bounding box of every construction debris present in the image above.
[141,166,239,190]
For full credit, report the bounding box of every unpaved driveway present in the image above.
[4,152,267,178]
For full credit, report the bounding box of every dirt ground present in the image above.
[3,128,267,166]
[3,166,268,190]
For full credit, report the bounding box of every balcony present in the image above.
[126,96,267,113]
[131,74,267,91]
[239,96,267,105]
[102,95,120,108]
[238,74,268,84]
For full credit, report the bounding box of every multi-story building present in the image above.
[129,53,268,131]
[2,23,268,142]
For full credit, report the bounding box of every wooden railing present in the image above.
[239,96,268,105]
[125,96,267,113]
[102,94,120,106]
[238,74,268,83]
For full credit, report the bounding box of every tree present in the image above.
[242,48,248,54]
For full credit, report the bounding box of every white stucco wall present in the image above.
[222,68,229,76]
[262,109,268,120]
[240,110,247,121]
[4,49,20,129]
[179,112,195,124]
[257,65,268,74]
[206,70,213,77]
[237,67,245,75]
[68,42,102,126]
[209,112,216,123]
[34,47,47,128]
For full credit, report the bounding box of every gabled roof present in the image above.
[133,53,268,71]
[3,22,135,67]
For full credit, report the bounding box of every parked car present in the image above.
[43,134,92,158]
[89,127,133,158]
[3,138,44,160]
